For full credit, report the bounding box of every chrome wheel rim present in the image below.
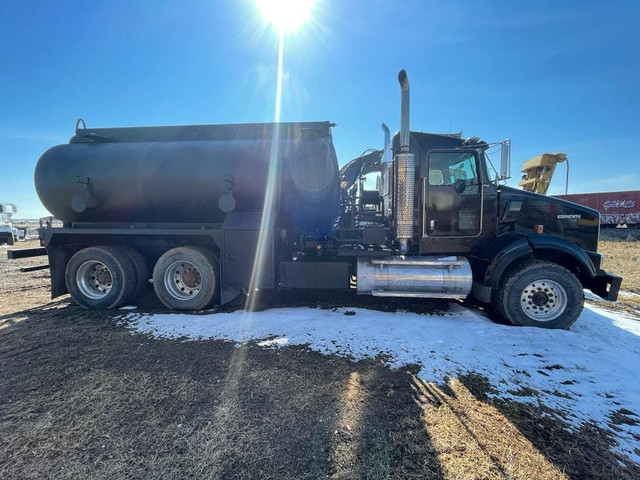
[76,261,113,300]
[520,279,567,322]
[164,260,202,300]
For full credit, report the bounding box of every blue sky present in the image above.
[1,0,638,218]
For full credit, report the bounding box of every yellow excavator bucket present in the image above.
[519,152,567,195]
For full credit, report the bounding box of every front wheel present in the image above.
[494,260,584,329]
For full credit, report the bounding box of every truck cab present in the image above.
[340,71,619,329]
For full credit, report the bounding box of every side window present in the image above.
[428,151,479,195]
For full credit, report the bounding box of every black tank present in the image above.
[35,122,340,236]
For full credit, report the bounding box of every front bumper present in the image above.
[589,270,622,302]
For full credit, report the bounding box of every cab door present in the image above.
[422,150,483,240]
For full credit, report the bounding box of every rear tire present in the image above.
[66,246,136,310]
[120,246,150,300]
[494,260,584,329]
[152,246,219,310]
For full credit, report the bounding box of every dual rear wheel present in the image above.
[152,246,220,310]
[66,245,219,311]
[65,246,138,310]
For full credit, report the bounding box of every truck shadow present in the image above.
[451,370,640,480]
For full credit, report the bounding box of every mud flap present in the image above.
[590,271,622,301]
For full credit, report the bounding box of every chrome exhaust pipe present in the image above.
[381,123,390,152]
[395,69,414,254]
[398,69,410,152]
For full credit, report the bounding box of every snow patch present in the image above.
[257,337,290,347]
[120,303,640,463]
[620,290,640,299]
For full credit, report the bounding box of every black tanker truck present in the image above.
[29,70,620,329]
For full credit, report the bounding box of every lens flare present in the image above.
[245,30,285,313]
[255,0,316,32]
[245,0,315,309]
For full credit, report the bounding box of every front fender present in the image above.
[483,234,532,288]
[519,231,597,278]
[483,231,597,289]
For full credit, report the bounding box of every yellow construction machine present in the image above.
[519,152,567,195]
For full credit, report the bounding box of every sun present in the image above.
[255,0,316,32]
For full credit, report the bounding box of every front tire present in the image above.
[66,246,136,310]
[152,246,219,310]
[494,260,584,329]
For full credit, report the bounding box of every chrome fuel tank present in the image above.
[357,256,472,298]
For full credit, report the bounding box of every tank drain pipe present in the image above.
[395,70,415,254]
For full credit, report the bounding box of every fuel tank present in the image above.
[357,256,473,298]
[35,122,340,236]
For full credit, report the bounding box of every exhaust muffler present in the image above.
[395,70,415,254]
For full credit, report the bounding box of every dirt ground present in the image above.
[1,240,639,479]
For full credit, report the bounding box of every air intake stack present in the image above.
[395,70,415,254]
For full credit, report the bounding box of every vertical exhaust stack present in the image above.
[398,70,410,152]
[395,70,415,254]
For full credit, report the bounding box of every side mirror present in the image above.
[499,139,511,181]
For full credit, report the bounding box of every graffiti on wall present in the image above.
[600,198,639,225]
[601,212,640,225]
[603,200,636,210]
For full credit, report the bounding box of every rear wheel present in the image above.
[66,246,136,310]
[494,260,584,329]
[120,246,150,300]
[152,246,219,310]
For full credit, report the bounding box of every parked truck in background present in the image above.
[0,203,18,245]
[26,70,620,329]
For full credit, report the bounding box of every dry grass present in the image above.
[598,238,640,309]
[1,239,639,478]
[599,241,640,294]
[0,239,50,317]
[413,375,568,480]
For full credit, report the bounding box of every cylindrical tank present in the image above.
[356,256,473,298]
[35,122,340,236]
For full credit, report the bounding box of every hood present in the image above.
[499,186,600,252]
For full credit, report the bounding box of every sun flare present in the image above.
[255,0,316,32]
